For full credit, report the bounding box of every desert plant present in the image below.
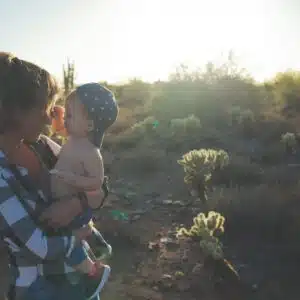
[176,211,225,260]
[281,132,297,154]
[237,108,254,124]
[229,106,254,126]
[265,70,300,113]
[63,59,75,96]
[178,149,229,203]
[170,114,201,136]
[131,116,157,136]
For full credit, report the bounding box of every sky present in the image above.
[1,0,300,84]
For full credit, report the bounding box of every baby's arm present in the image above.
[51,148,104,191]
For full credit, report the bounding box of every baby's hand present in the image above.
[73,226,93,241]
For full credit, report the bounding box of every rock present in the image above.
[131,215,141,221]
[173,200,185,206]
[159,274,174,290]
[192,263,204,274]
[160,237,173,244]
[162,199,173,205]
[148,242,160,251]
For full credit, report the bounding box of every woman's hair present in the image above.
[0,52,60,130]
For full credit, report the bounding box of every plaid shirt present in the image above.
[0,150,78,300]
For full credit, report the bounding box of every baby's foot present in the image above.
[88,227,112,259]
[83,261,111,300]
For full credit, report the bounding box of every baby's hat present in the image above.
[76,82,118,148]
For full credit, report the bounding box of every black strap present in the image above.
[28,136,58,170]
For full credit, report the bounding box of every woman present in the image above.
[0,52,105,300]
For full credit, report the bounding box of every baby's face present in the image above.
[65,96,90,137]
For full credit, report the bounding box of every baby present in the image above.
[50,83,118,300]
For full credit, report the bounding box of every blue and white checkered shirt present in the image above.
[0,150,78,300]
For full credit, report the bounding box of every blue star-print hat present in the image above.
[76,83,118,148]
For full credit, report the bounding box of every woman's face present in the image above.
[16,102,54,142]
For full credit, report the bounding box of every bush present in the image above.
[281,132,297,154]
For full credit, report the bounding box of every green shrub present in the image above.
[281,132,297,153]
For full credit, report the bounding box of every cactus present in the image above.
[237,109,254,124]
[63,59,75,96]
[178,149,229,203]
[131,116,157,135]
[176,211,225,260]
[170,114,201,136]
[281,132,297,154]
[229,106,254,127]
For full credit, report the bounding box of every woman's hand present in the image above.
[39,197,82,229]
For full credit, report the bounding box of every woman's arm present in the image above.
[0,175,76,262]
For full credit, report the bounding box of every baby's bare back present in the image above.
[51,142,83,199]
[51,137,104,200]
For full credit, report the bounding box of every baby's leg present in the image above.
[88,226,112,259]
[67,242,111,300]
[68,208,112,259]
[67,242,95,274]
[70,227,112,274]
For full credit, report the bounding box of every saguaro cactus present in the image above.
[63,59,75,96]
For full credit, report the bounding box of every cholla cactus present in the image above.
[200,240,223,260]
[281,132,297,153]
[178,149,229,203]
[177,211,225,260]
